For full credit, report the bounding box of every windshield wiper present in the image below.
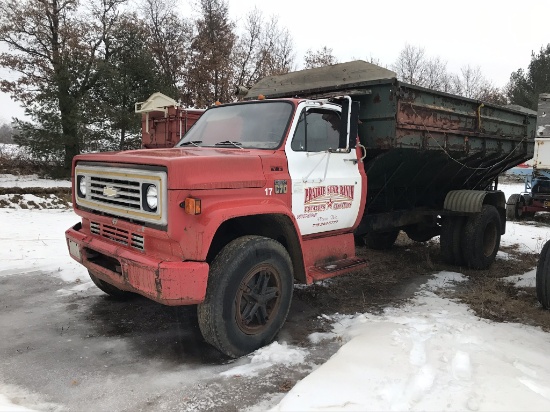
[179,140,202,147]
[214,140,243,149]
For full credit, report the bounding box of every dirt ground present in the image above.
[293,231,549,340]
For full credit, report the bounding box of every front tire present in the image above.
[197,236,293,358]
[88,271,133,300]
[461,205,501,269]
[536,240,550,309]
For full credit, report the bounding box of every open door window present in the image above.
[291,108,343,152]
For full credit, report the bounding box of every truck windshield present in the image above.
[176,101,293,149]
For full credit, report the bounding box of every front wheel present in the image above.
[197,236,293,358]
[88,271,133,300]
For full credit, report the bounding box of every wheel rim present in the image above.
[235,264,282,335]
[483,221,498,257]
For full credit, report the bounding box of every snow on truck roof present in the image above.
[244,60,397,100]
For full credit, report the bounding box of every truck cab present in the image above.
[66,95,366,357]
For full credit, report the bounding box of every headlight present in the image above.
[77,175,87,198]
[145,185,158,210]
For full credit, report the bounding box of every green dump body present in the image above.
[355,80,535,214]
[247,61,536,229]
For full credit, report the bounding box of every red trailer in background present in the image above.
[135,92,204,149]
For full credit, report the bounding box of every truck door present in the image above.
[285,103,363,236]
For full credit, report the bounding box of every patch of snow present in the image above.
[0,173,71,188]
[500,182,527,200]
[0,193,70,210]
[421,271,466,291]
[0,209,87,283]
[503,269,537,288]
[221,342,308,378]
[294,278,333,289]
[272,272,550,411]
[0,382,60,412]
[501,222,550,254]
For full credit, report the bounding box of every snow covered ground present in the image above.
[1,175,550,411]
[269,272,550,412]
[0,173,71,189]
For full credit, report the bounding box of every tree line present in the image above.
[391,44,550,108]
[0,0,548,173]
[0,0,295,170]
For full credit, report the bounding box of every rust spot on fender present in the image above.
[154,267,162,297]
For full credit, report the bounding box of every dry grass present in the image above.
[455,278,550,331]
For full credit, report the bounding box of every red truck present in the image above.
[66,61,535,357]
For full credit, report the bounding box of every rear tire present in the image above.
[506,194,524,221]
[364,230,399,250]
[536,240,550,309]
[88,271,133,300]
[197,236,293,358]
[440,217,466,265]
[461,205,501,269]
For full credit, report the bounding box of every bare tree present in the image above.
[423,56,451,92]
[304,46,338,69]
[451,65,486,99]
[140,0,192,100]
[232,9,295,89]
[393,44,451,91]
[392,44,427,85]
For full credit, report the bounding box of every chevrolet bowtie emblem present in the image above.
[103,186,118,197]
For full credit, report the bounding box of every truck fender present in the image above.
[443,190,506,234]
[196,199,307,283]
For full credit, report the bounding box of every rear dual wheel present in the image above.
[440,205,501,270]
[461,205,501,270]
[506,194,524,221]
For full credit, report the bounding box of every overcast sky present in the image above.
[1,0,548,123]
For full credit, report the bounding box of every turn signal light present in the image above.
[184,197,201,215]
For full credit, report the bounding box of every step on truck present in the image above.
[506,94,550,220]
[66,61,536,357]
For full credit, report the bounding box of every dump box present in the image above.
[247,61,536,233]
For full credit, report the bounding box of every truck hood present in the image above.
[75,147,268,190]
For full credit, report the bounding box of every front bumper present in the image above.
[65,223,209,306]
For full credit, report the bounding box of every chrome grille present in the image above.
[90,221,144,251]
[74,164,167,226]
[89,177,141,209]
